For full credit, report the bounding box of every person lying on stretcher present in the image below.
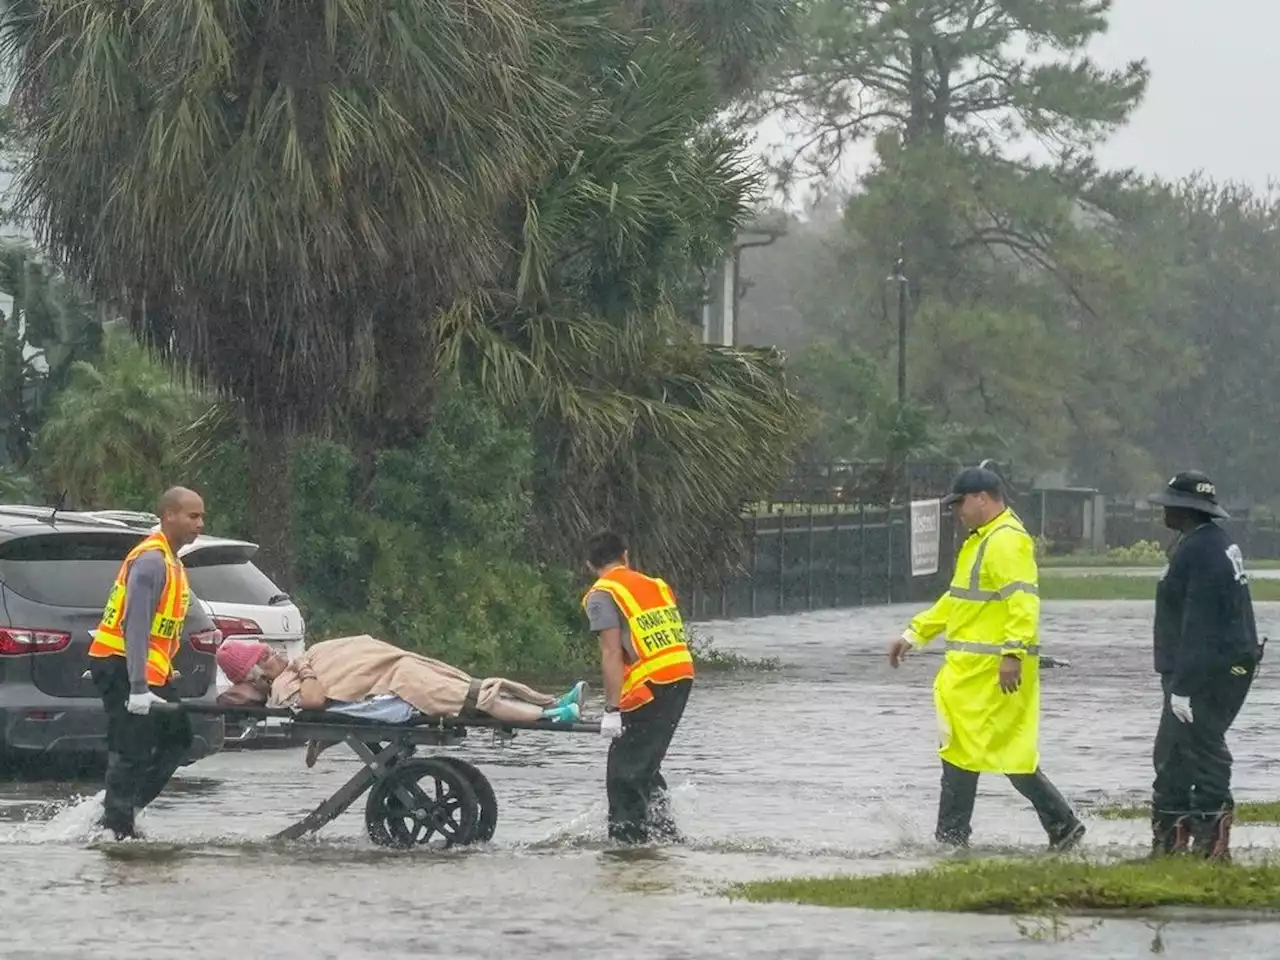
[214,635,586,765]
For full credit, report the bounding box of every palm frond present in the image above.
[3,0,595,434]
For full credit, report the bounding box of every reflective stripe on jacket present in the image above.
[904,509,1043,774]
[88,533,191,687]
[583,566,695,711]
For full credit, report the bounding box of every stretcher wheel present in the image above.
[436,757,498,843]
[364,757,479,849]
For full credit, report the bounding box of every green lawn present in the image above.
[1038,574,1280,601]
[728,856,1280,913]
[1093,801,1280,823]
[1040,554,1280,569]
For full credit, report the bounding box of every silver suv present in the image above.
[0,507,225,765]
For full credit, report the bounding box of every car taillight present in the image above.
[189,627,223,653]
[0,628,72,656]
[213,616,262,639]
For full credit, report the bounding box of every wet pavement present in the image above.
[3,599,1280,959]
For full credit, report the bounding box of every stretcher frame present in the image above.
[158,702,600,848]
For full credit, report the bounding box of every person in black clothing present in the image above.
[1148,471,1264,860]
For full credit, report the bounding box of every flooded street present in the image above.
[4,600,1280,959]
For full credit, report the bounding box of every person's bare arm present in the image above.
[598,627,626,709]
[586,590,629,709]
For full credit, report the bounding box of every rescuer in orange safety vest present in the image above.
[583,529,695,844]
[88,486,206,839]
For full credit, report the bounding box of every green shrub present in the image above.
[1105,539,1168,564]
[289,384,595,676]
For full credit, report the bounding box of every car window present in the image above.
[0,531,144,608]
[185,562,285,605]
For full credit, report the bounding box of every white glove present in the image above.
[126,691,167,716]
[1170,694,1194,724]
[600,710,622,739]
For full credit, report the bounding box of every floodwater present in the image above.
[3,600,1280,960]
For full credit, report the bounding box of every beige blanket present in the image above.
[267,634,555,716]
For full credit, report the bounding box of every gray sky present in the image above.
[749,0,1279,203]
[1087,0,1277,191]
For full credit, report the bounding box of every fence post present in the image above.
[807,508,816,611]
[777,509,786,615]
[858,503,867,607]
[887,505,895,604]
[831,508,841,607]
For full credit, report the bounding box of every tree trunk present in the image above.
[245,414,296,593]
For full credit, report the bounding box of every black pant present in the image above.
[606,678,691,844]
[1152,666,1254,830]
[90,657,192,837]
[935,759,1080,846]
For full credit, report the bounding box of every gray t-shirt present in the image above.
[585,589,635,662]
[120,550,169,694]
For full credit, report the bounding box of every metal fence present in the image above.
[671,458,1015,623]
[671,459,1280,625]
[1104,503,1280,558]
[678,505,959,622]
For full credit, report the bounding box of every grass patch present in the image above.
[1039,574,1280,601]
[1040,553,1280,569]
[727,857,1280,914]
[1094,801,1280,823]
[687,627,780,673]
[1041,554,1280,570]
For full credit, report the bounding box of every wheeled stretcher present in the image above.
[156,702,600,849]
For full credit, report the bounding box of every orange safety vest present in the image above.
[583,565,695,712]
[88,532,191,688]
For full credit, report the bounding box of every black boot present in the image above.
[1189,811,1233,861]
[1151,813,1190,857]
[1048,819,1086,852]
[97,807,138,840]
[99,751,140,840]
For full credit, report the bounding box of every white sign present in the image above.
[910,498,941,577]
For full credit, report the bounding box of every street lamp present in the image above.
[889,246,908,405]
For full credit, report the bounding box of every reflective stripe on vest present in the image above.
[88,533,190,687]
[939,518,1040,658]
[945,639,1041,657]
[583,566,694,711]
[947,524,1039,603]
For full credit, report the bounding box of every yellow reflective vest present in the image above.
[88,533,191,687]
[904,508,1042,774]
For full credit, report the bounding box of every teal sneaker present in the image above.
[556,681,587,709]
[541,702,582,723]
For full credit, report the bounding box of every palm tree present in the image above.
[439,17,810,584]
[1,0,582,586]
[4,0,810,591]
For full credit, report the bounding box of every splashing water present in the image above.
[1,789,108,845]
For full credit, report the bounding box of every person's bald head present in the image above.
[157,486,204,548]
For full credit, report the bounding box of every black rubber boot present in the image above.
[99,751,140,840]
[97,806,138,841]
[1189,811,1233,861]
[1151,813,1190,857]
[1048,819,1086,852]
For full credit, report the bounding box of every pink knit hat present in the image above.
[216,639,270,684]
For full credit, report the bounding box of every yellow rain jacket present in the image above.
[903,508,1041,774]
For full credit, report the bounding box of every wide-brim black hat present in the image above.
[1148,471,1230,519]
